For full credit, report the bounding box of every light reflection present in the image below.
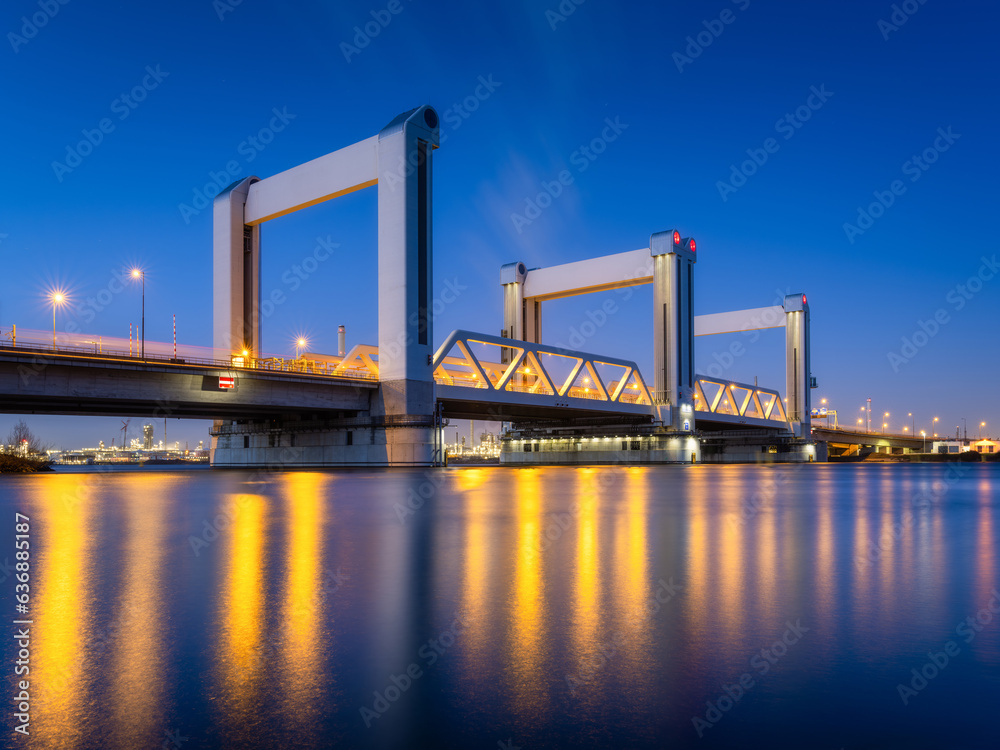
[461,476,490,670]
[572,470,600,667]
[814,472,835,625]
[716,471,745,643]
[29,475,94,750]
[612,468,652,678]
[507,469,548,714]
[281,474,325,721]
[216,493,268,731]
[111,477,169,747]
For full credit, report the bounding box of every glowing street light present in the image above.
[921,430,927,453]
[50,291,66,350]
[130,268,145,358]
[883,412,889,435]
[295,337,308,359]
[909,412,913,435]
[981,421,986,439]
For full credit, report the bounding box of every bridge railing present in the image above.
[432,330,654,411]
[692,376,789,424]
[0,338,378,382]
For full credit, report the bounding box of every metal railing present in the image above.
[0,340,378,382]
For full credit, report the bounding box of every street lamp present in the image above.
[933,416,939,438]
[130,268,145,358]
[981,421,986,440]
[50,291,65,350]
[921,430,926,453]
[909,412,913,435]
[883,412,889,435]
[295,337,307,359]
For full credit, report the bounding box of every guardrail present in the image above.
[0,342,378,382]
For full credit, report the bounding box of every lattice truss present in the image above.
[693,378,788,422]
[432,331,653,406]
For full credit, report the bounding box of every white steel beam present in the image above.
[694,306,786,336]
[244,135,379,225]
[522,248,652,302]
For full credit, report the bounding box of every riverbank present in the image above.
[0,453,53,473]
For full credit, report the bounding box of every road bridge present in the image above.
[0,103,818,466]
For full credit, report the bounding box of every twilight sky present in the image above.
[1,0,997,448]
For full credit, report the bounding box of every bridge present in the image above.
[0,104,817,466]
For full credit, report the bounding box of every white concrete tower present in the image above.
[375,107,440,426]
[212,176,261,357]
[784,293,811,436]
[651,229,697,430]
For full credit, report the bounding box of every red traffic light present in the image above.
[672,230,681,245]
[688,238,696,252]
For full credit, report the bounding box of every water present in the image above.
[2,463,998,749]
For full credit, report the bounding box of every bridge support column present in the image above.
[213,177,261,358]
[784,293,811,437]
[374,108,440,463]
[500,261,541,345]
[651,231,696,430]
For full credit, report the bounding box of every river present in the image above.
[1,463,997,748]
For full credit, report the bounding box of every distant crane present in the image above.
[121,419,131,451]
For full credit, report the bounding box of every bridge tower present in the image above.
[211,106,440,466]
[651,230,696,430]
[783,293,811,436]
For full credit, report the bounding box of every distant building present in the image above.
[931,439,998,454]
[143,423,154,449]
[972,439,998,454]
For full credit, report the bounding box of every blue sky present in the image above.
[1,0,997,447]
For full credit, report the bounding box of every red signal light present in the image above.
[688,239,696,252]
[802,294,807,305]
[672,230,681,245]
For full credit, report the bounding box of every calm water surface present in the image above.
[1,463,998,749]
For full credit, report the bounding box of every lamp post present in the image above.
[50,291,65,350]
[295,337,307,359]
[981,421,986,440]
[909,412,913,435]
[131,268,145,359]
[883,412,889,435]
[921,430,926,453]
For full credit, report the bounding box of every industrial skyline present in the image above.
[1,0,996,446]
